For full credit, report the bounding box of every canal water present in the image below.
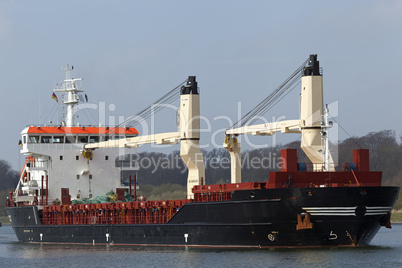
[0,224,401,267]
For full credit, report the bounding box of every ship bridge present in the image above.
[20,125,139,154]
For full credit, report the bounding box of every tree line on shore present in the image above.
[131,130,402,188]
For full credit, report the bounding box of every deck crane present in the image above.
[83,76,205,199]
[224,55,334,183]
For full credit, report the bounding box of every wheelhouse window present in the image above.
[78,136,88,143]
[23,136,27,144]
[89,136,99,143]
[28,136,39,143]
[65,136,76,143]
[52,136,64,143]
[41,136,51,143]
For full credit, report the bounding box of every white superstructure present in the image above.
[14,65,139,207]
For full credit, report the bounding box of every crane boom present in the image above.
[226,119,301,136]
[83,76,205,199]
[224,54,334,184]
[84,132,180,149]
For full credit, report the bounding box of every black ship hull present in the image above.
[6,186,399,248]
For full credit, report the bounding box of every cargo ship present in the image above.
[6,55,399,248]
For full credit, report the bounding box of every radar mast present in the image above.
[54,63,84,127]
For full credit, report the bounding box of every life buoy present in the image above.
[82,150,93,160]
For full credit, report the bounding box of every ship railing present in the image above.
[41,206,182,225]
[26,159,50,170]
[192,192,233,203]
[11,196,50,207]
[40,194,234,225]
[42,214,177,225]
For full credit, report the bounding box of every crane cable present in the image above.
[229,57,309,129]
[115,78,188,129]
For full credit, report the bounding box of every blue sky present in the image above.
[0,0,401,170]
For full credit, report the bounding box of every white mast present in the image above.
[321,104,332,171]
[54,64,84,127]
[178,77,205,198]
[299,55,334,171]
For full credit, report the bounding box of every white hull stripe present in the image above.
[365,212,389,216]
[302,207,356,216]
[365,206,392,216]
[302,207,357,210]
[366,206,393,210]
[302,206,392,217]
[307,213,356,216]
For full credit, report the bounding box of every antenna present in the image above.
[54,63,84,127]
[62,62,73,80]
